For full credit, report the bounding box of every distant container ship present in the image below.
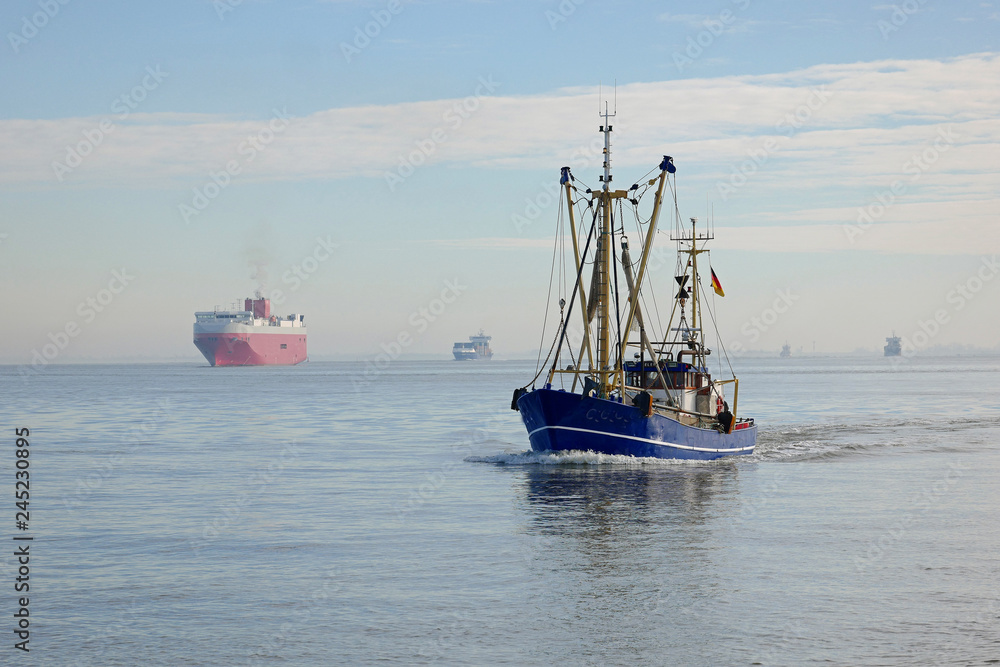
[453,330,493,361]
[193,295,307,366]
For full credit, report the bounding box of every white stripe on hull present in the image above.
[194,323,307,336]
[527,424,755,454]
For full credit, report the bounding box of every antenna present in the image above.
[598,87,615,192]
[599,80,618,115]
[707,196,714,237]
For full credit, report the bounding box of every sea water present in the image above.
[2,356,998,665]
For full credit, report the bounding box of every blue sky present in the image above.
[1,0,998,363]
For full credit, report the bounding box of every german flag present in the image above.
[710,267,725,297]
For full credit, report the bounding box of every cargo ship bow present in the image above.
[193,295,307,366]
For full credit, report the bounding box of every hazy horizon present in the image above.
[3,1,998,367]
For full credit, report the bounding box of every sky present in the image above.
[0,0,998,364]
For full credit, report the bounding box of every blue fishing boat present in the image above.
[511,106,756,460]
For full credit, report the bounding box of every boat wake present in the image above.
[752,413,999,462]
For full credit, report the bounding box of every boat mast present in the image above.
[596,103,614,397]
[691,217,699,340]
[561,167,594,379]
[682,216,712,367]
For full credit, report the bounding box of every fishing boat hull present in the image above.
[517,387,755,461]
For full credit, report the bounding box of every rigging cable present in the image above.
[628,195,667,348]
[545,203,600,382]
[556,187,567,378]
[523,312,565,391]
[651,170,684,341]
[610,200,624,375]
[532,183,564,380]
[698,271,737,380]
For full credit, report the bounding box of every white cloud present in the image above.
[3,53,998,255]
[428,200,1000,256]
[5,53,995,181]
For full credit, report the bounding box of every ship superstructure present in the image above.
[193,295,307,366]
[453,330,493,360]
[884,332,902,356]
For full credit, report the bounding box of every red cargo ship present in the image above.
[193,295,307,366]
